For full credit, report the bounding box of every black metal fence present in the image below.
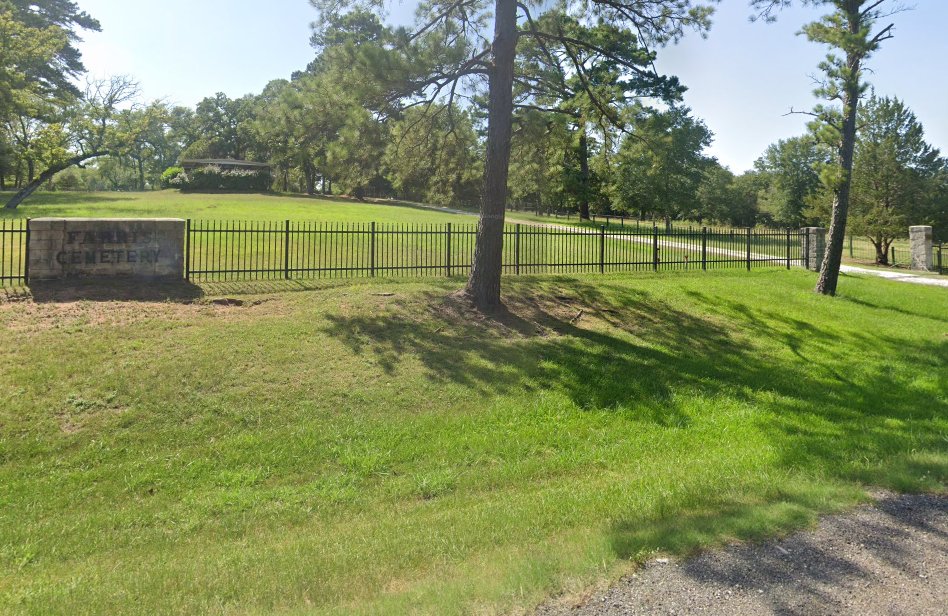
[0,219,27,285]
[185,220,803,282]
[11,217,948,286]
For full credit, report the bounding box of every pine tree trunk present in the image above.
[463,0,517,310]
[816,12,863,296]
[578,126,590,220]
[4,151,107,209]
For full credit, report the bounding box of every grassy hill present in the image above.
[1,269,945,614]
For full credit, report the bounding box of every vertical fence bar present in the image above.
[786,229,791,269]
[370,221,376,277]
[652,225,658,272]
[746,227,752,271]
[848,234,853,258]
[599,225,605,273]
[23,219,30,283]
[804,231,810,270]
[184,219,191,281]
[1,219,5,282]
[445,222,452,277]
[514,223,520,275]
[284,220,291,279]
[701,226,707,271]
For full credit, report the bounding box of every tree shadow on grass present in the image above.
[319,277,947,567]
[836,293,948,324]
[611,493,947,616]
[321,281,751,427]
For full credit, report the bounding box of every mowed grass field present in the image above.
[0,190,466,223]
[1,269,946,614]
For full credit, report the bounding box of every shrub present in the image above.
[161,166,185,188]
[169,165,271,192]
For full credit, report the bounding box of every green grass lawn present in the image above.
[1,269,945,614]
[0,190,469,223]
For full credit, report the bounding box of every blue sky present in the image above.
[75,0,947,172]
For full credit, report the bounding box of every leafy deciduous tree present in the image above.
[849,93,944,264]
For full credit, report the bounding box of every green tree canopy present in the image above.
[754,136,828,227]
[849,93,945,263]
[615,106,713,228]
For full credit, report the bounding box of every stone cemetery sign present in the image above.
[28,218,186,281]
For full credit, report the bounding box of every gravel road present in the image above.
[536,492,947,616]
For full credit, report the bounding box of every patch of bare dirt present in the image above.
[0,291,283,334]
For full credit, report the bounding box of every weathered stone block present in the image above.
[27,218,186,281]
[909,225,933,272]
[801,227,826,272]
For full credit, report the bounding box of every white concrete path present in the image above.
[382,201,948,287]
[840,264,948,288]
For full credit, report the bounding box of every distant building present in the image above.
[176,159,272,192]
[180,159,271,173]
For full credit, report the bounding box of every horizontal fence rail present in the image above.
[0,219,28,285]
[185,220,805,282]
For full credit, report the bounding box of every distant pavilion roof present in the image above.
[181,159,271,170]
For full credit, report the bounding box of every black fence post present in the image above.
[514,223,520,275]
[746,227,752,271]
[848,234,853,258]
[890,245,895,265]
[370,221,376,277]
[23,219,31,283]
[445,222,452,277]
[938,244,943,274]
[185,218,191,281]
[804,231,810,270]
[652,225,659,271]
[786,229,791,270]
[283,219,290,280]
[701,226,707,271]
[599,225,606,273]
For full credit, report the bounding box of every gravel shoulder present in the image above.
[536,492,947,616]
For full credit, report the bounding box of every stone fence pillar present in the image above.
[909,225,933,272]
[801,227,826,271]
